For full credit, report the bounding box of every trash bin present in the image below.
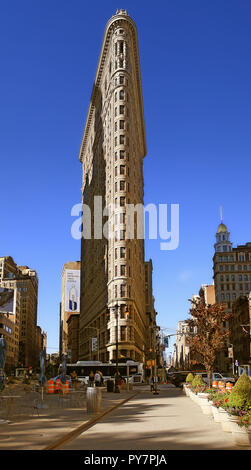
[86,386,98,414]
[106,379,114,393]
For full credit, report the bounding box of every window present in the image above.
[119,89,125,100]
[120,230,125,240]
[120,247,125,258]
[120,197,125,207]
[120,180,125,191]
[120,326,126,341]
[119,76,124,84]
[119,105,125,114]
[120,165,125,175]
[121,265,125,275]
[120,284,126,297]
[120,120,125,129]
[120,135,125,144]
[120,150,125,159]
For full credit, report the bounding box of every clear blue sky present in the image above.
[1,1,250,355]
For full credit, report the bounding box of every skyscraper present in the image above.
[78,10,148,363]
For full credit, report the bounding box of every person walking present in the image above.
[94,371,101,387]
[149,376,154,392]
[88,370,95,387]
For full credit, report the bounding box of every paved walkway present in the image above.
[60,385,250,450]
[0,384,250,450]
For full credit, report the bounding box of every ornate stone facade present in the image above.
[78,11,148,363]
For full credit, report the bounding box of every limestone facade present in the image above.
[78,10,148,363]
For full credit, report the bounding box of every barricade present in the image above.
[55,378,62,393]
[47,379,55,394]
[62,380,69,394]
[226,382,233,392]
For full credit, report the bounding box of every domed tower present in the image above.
[214,214,232,253]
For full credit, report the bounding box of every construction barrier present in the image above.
[226,382,233,392]
[62,380,69,394]
[55,378,62,393]
[47,379,55,394]
[218,381,225,390]
[212,380,218,389]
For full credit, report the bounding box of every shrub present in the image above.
[226,374,251,413]
[186,373,194,383]
[191,374,204,389]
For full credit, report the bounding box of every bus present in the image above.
[66,360,144,385]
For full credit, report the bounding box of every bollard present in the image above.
[86,386,98,415]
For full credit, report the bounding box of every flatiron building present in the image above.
[78,10,148,363]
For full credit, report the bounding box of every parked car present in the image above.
[196,372,236,384]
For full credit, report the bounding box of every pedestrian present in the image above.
[89,370,95,387]
[97,370,104,385]
[149,376,154,392]
[94,370,101,387]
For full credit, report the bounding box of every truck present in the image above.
[196,372,235,384]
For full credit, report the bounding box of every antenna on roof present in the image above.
[220,206,223,223]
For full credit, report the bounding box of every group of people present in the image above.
[88,370,104,387]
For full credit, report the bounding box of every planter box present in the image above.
[197,394,212,416]
[231,423,251,447]
[211,405,221,423]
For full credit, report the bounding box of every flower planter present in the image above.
[211,405,221,423]
[197,394,212,416]
[231,423,251,447]
[219,410,233,432]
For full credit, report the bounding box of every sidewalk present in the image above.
[0,384,250,450]
[60,384,251,450]
[0,388,137,450]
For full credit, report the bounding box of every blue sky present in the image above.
[1,1,250,355]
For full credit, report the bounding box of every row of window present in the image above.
[114,265,131,277]
[218,283,250,291]
[114,283,131,298]
[115,165,129,176]
[219,274,251,281]
[218,265,251,272]
[114,134,129,146]
[217,254,251,262]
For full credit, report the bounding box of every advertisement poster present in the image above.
[64,270,80,313]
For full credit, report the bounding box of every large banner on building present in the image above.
[0,288,14,314]
[64,270,80,313]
